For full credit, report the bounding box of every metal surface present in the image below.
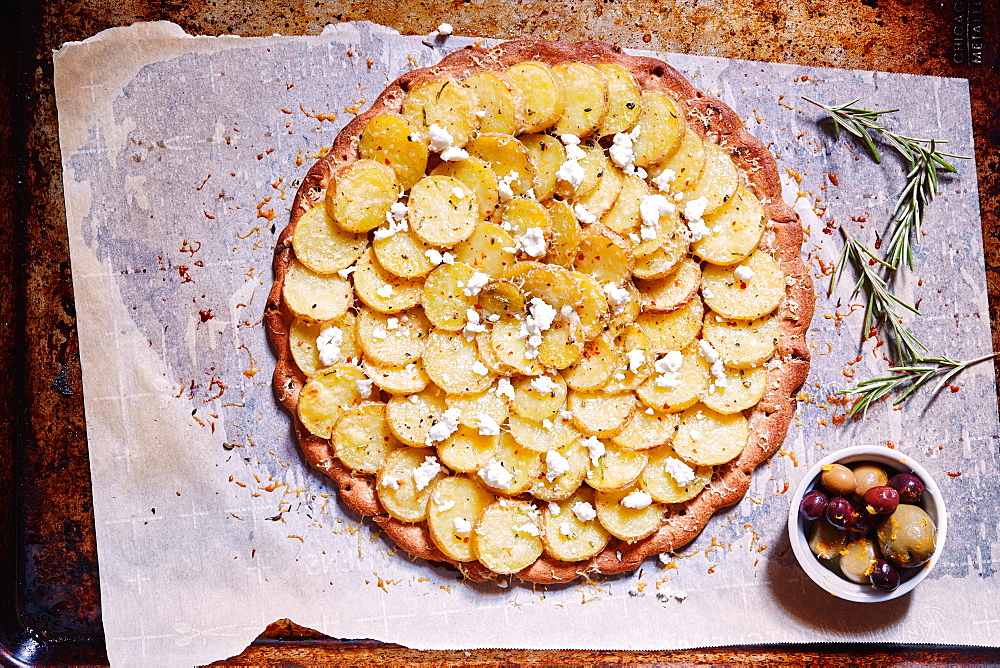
[1,0,997,664]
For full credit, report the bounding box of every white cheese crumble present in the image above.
[555,157,585,190]
[337,264,357,280]
[698,339,729,390]
[316,325,344,366]
[355,378,374,397]
[471,361,489,376]
[559,409,574,420]
[548,501,561,515]
[514,227,547,257]
[683,196,712,242]
[559,521,573,537]
[651,168,677,192]
[406,394,420,404]
[542,418,553,430]
[453,516,473,536]
[412,456,441,491]
[497,172,519,202]
[436,499,456,512]
[479,458,513,490]
[734,265,756,281]
[515,522,540,537]
[386,317,400,330]
[560,133,581,146]
[518,297,558,359]
[663,456,696,487]
[653,350,685,389]
[477,412,501,436]
[582,436,606,466]
[496,377,515,400]
[463,271,490,297]
[383,477,401,491]
[425,407,462,445]
[437,22,453,35]
[424,249,456,266]
[573,203,598,225]
[427,123,454,152]
[613,372,626,381]
[530,375,558,395]
[373,206,409,241]
[371,326,388,341]
[572,501,597,522]
[375,284,394,299]
[608,125,643,176]
[625,348,645,373]
[440,146,469,162]
[639,194,675,240]
[603,282,631,315]
[621,490,653,509]
[545,449,570,482]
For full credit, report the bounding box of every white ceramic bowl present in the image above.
[787,445,947,602]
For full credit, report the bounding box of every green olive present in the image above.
[853,464,889,497]
[839,537,879,584]
[820,463,855,496]
[877,504,937,568]
[808,518,849,560]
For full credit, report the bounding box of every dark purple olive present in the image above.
[800,489,829,520]
[853,507,880,533]
[864,485,900,515]
[888,473,925,504]
[825,496,858,530]
[869,559,900,592]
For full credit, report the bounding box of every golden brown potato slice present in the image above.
[422,329,496,395]
[297,365,369,439]
[574,224,634,288]
[568,390,637,437]
[595,63,642,137]
[630,91,686,166]
[571,272,611,341]
[636,296,704,353]
[601,323,652,394]
[289,314,360,376]
[445,384,510,430]
[701,364,768,414]
[595,486,665,541]
[490,316,545,376]
[436,425,500,473]
[692,186,767,265]
[478,432,543,494]
[610,408,680,451]
[530,440,589,501]
[636,345,710,413]
[552,62,608,137]
[356,306,430,368]
[467,133,535,198]
[384,384,447,446]
[576,163,624,220]
[291,205,367,275]
[631,230,688,280]
[462,70,525,135]
[518,263,579,310]
[333,404,401,474]
[363,358,431,395]
[684,141,739,213]
[421,263,478,331]
[672,404,749,466]
[353,247,423,314]
[702,250,785,320]
[372,228,437,278]
[427,476,496,561]
[649,130,706,194]
[503,61,564,133]
[377,448,447,522]
[637,257,702,314]
[431,156,500,222]
[499,198,551,253]
[585,441,648,491]
[477,279,526,319]
[512,373,568,421]
[562,333,617,392]
[327,159,400,233]
[472,499,544,573]
[538,317,586,370]
[601,173,648,236]
[520,134,565,201]
[507,414,581,453]
[451,221,517,277]
[542,486,612,562]
[283,259,352,324]
[408,175,479,247]
[358,113,429,190]
[701,312,779,369]
[542,199,581,268]
[640,444,712,504]
[401,78,480,148]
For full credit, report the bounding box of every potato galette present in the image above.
[266,40,814,583]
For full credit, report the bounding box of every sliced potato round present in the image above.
[499,197,551,249]
[451,221,517,277]
[543,199,581,268]
[637,257,701,313]
[408,175,479,247]
[538,317,586,370]
[702,250,785,320]
[422,329,496,395]
[636,345,710,413]
[358,112,429,190]
[290,315,361,376]
[542,486,612,562]
[630,90,686,167]
[568,390,637,437]
[601,173,647,236]
[478,432,543,494]
[363,358,431,395]
[601,323,652,393]
[436,425,500,473]
[467,133,535,198]
[353,247,423,314]
[571,272,610,341]
[574,224,634,287]
[607,281,641,335]
[631,230,688,280]
[422,262,477,331]
[283,259,352,324]
[557,142,607,198]
[477,279,526,319]
[650,129,705,193]
[640,444,712,504]
[333,404,400,474]
[476,329,518,376]
[427,476,496,561]
[431,156,500,222]
[377,448,446,522]
[636,296,704,353]
[521,134,565,201]
[692,186,767,265]
[552,62,608,137]
[384,385,447,446]
[462,70,525,135]
[701,364,768,414]
[586,442,648,491]
[490,316,545,376]
[672,404,749,466]
[701,312,779,369]
[472,499,544,574]
[507,414,581,453]
[445,385,510,430]
[401,78,480,148]
[503,61,564,133]
[576,163,624,220]
[356,306,430,368]
[595,63,642,137]
[530,440,589,501]
[684,140,738,213]
[513,373,567,421]
[327,159,400,233]
[610,408,680,451]
[562,334,617,392]
[372,228,437,278]
[595,486,665,541]
[518,263,579,310]
[297,365,369,439]
[291,205,367,274]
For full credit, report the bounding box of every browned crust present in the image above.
[265,40,815,585]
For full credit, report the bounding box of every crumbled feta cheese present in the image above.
[488,313,500,322]
[548,502,561,515]
[639,194,675,240]
[518,297,558,359]
[405,362,417,373]
[663,456,696,487]
[453,516,473,535]
[355,379,374,397]
[463,271,490,297]
[515,522,540,537]
[514,227,547,257]
[621,490,653,509]
[440,146,469,162]
[559,521,573,536]
[471,361,489,376]
[475,109,486,118]
[608,125,643,175]
[652,168,677,191]
[496,377,515,400]
[653,350,684,389]
[428,123,454,152]
[603,282,631,314]
[559,410,574,420]
[373,211,409,241]
[555,157,585,190]
[572,501,597,522]
[477,412,501,436]
[436,499,456,512]
[412,456,441,491]
[559,134,581,146]
[583,436,606,466]
[573,203,598,225]
[316,325,344,366]
[545,450,570,482]
[530,375,558,395]
[734,265,755,281]
[437,22,453,35]
[613,372,626,381]
[497,172,519,202]
[689,429,702,440]
[424,249,444,266]
[629,232,641,245]
[338,264,357,280]
[542,418,553,430]
[425,407,462,445]
[625,348,645,373]
[383,477,401,491]
[684,196,710,222]
[375,284,394,299]
[371,326,388,341]
[386,317,400,330]
[479,458,513,489]
[407,394,420,404]
[698,339,728,390]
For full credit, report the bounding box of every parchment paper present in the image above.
[53,21,999,667]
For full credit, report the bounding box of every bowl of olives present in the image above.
[787,445,947,602]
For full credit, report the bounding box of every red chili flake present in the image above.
[946,471,962,477]
[949,385,961,393]
[199,309,214,322]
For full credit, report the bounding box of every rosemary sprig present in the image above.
[837,353,997,417]
[829,232,926,363]
[802,97,968,269]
